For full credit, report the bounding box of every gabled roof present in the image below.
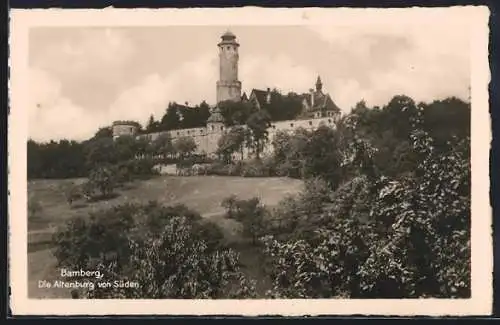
[301,92,341,112]
[249,89,283,107]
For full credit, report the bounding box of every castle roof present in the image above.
[218,30,239,47]
[249,89,283,108]
[221,30,236,39]
[301,91,340,112]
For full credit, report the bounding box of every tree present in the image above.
[84,137,118,169]
[246,110,271,160]
[216,126,248,163]
[173,136,197,160]
[219,100,254,126]
[88,165,117,198]
[160,102,182,131]
[302,125,344,189]
[146,115,161,133]
[27,139,87,179]
[52,202,256,299]
[114,135,139,162]
[265,90,304,121]
[93,127,113,139]
[221,196,267,245]
[261,101,471,299]
[151,133,174,160]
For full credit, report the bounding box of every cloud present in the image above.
[108,52,318,126]
[29,25,471,141]
[306,23,470,110]
[108,53,219,124]
[34,28,135,76]
[29,69,107,142]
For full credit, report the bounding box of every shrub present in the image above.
[88,164,117,199]
[260,115,471,298]
[241,159,272,177]
[221,196,267,245]
[65,181,94,206]
[52,201,253,299]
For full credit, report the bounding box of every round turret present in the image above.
[112,120,141,139]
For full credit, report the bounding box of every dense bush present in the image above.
[260,106,471,298]
[52,201,255,298]
[222,196,267,245]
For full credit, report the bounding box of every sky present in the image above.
[28,23,471,142]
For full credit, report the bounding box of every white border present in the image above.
[9,6,492,316]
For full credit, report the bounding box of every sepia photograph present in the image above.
[9,6,492,316]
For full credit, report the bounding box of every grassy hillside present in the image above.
[28,175,303,298]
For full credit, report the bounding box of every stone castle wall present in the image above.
[137,115,338,159]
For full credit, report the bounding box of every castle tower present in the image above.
[216,30,242,104]
[316,75,323,93]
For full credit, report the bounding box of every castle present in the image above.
[112,31,341,158]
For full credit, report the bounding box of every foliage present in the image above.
[27,139,87,179]
[222,196,267,245]
[88,165,117,198]
[261,97,471,298]
[240,158,274,178]
[52,202,256,299]
[216,126,249,163]
[173,136,197,159]
[150,133,174,159]
[246,110,272,159]
[65,181,94,206]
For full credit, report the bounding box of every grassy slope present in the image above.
[28,175,303,298]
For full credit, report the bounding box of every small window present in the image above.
[200,129,204,134]
[328,119,332,123]
[290,123,294,127]
[176,131,180,136]
[187,130,190,135]
[309,121,313,126]
[272,125,276,129]
[211,125,214,131]
[220,126,224,131]
[227,46,230,50]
